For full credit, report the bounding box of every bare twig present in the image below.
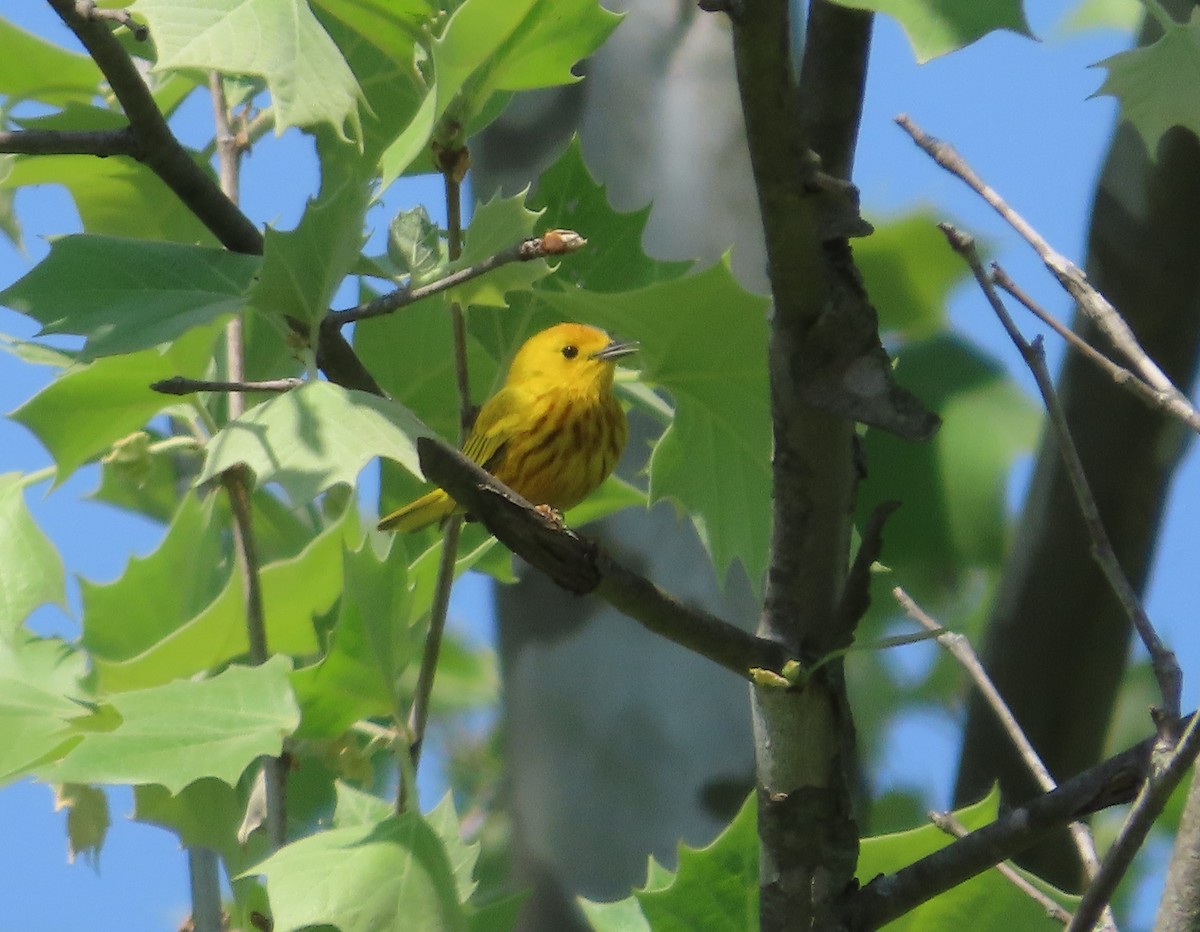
[990,263,1200,434]
[895,588,1107,891]
[211,71,287,854]
[151,376,303,395]
[896,113,1193,414]
[401,145,473,811]
[1069,713,1200,931]
[416,436,788,677]
[930,810,1074,925]
[327,230,585,327]
[79,1,148,40]
[0,128,136,157]
[937,223,1181,725]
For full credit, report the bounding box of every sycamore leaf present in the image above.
[252,812,467,932]
[0,155,218,243]
[0,473,67,638]
[425,794,481,903]
[857,211,968,339]
[54,783,110,867]
[0,235,259,360]
[291,538,419,738]
[529,139,692,293]
[828,0,1033,62]
[133,0,363,141]
[1094,8,1200,155]
[49,657,299,794]
[90,508,352,691]
[856,335,1038,607]
[540,261,772,588]
[12,323,223,484]
[249,145,371,328]
[1061,0,1142,34]
[379,0,617,186]
[199,381,433,504]
[134,778,248,867]
[0,633,90,783]
[447,191,549,309]
[579,793,755,930]
[0,18,101,107]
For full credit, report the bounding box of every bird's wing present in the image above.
[461,386,525,471]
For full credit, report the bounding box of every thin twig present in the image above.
[1068,712,1200,931]
[990,263,1200,434]
[401,145,474,811]
[896,113,1193,413]
[0,128,137,157]
[327,230,585,327]
[930,810,1075,925]
[937,223,1181,726]
[151,376,303,395]
[895,588,1107,890]
[211,71,287,853]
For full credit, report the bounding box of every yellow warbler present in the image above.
[378,322,638,533]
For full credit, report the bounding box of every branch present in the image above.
[897,113,1193,413]
[1069,712,1200,931]
[415,436,790,678]
[844,721,1183,929]
[151,376,304,395]
[929,811,1075,926]
[0,128,136,157]
[938,223,1182,725]
[78,1,148,40]
[990,263,1200,434]
[327,230,586,327]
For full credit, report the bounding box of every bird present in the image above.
[377,322,639,533]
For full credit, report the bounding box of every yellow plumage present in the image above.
[378,322,638,533]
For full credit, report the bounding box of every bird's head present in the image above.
[505,322,638,395]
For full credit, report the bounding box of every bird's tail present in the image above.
[377,488,457,533]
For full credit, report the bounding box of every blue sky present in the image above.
[2,2,1193,929]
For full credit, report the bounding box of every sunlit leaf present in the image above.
[828,0,1034,62]
[0,473,67,638]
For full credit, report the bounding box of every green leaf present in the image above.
[1094,8,1200,156]
[0,235,259,360]
[249,145,371,328]
[199,381,433,504]
[0,633,89,783]
[54,783,110,867]
[857,212,968,339]
[292,538,419,737]
[0,473,67,638]
[12,323,222,484]
[856,335,1038,607]
[580,793,756,930]
[89,429,195,524]
[387,206,446,283]
[1060,0,1142,34]
[333,779,394,827]
[252,812,467,932]
[447,191,549,309]
[540,260,772,588]
[133,0,364,141]
[828,0,1034,62]
[0,18,102,107]
[0,154,218,243]
[425,793,481,903]
[530,139,692,293]
[134,777,249,866]
[91,508,350,691]
[49,656,300,794]
[857,788,1078,930]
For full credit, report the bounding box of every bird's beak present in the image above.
[591,339,639,361]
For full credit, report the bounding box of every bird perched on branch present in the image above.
[378,322,639,533]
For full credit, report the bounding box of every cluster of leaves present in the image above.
[2,0,1183,928]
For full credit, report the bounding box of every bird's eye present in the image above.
[561,345,579,359]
